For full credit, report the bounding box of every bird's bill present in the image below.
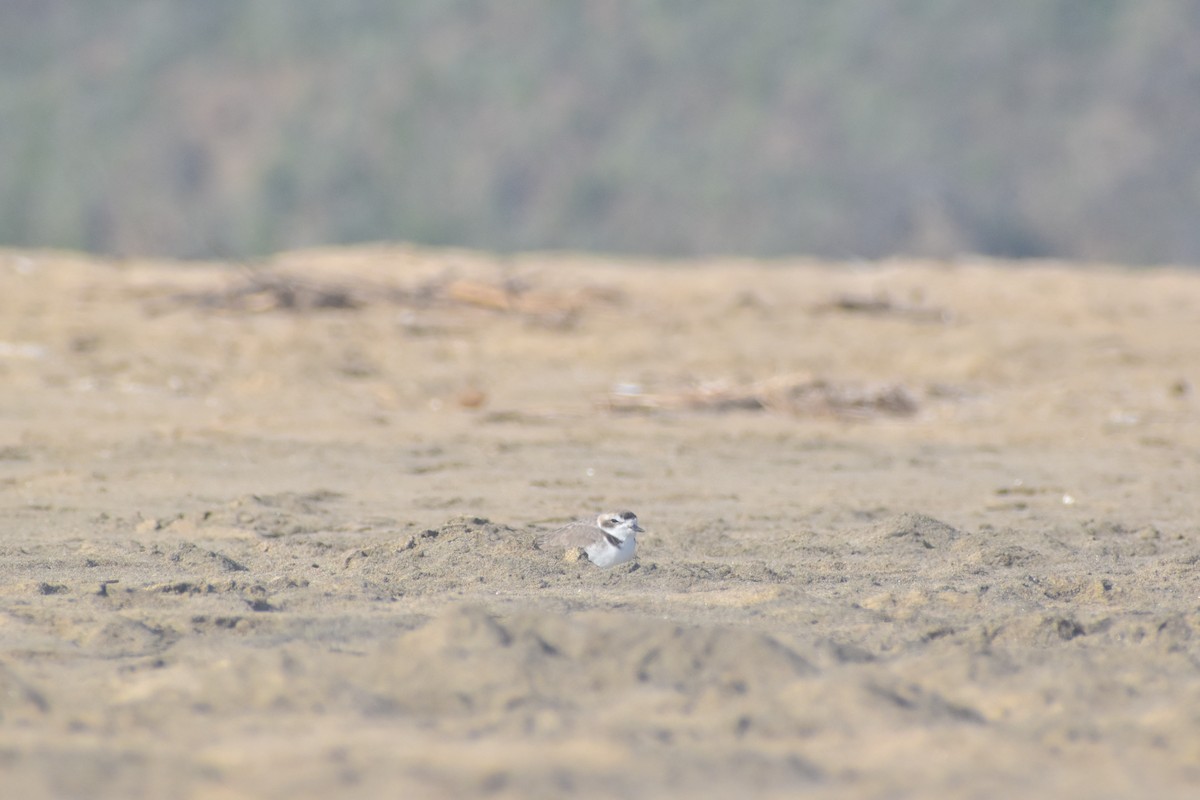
[632,523,645,533]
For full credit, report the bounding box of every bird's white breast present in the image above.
[585,534,637,567]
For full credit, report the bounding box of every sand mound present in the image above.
[864,512,962,550]
[339,517,564,597]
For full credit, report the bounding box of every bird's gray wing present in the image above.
[538,520,602,549]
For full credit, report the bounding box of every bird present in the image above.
[537,510,644,567]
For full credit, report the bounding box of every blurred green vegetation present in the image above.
[1,0,1198,263]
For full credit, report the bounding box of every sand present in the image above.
[1,245,1199,798]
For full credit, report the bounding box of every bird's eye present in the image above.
[608,518,622,526]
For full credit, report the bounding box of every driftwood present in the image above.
[175,271,618,321]
[606,374,920,419]
[816,292,953,323]
[174,270,385,312]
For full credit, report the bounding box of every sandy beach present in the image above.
[1,246,1198,798]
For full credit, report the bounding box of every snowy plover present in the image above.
[538,510,644,567]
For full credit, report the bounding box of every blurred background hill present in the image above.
[2,0,1198,264]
